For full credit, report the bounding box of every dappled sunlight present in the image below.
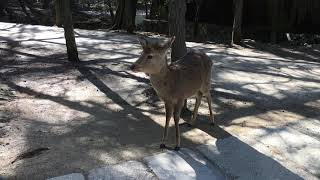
[9,98,92,124]
[0,23,65,41]
[104,102,124,112]
[198,135,309,179]
[221,108,320,175]
[119,147,152,159]
[253,128,320,175]
[224,109,318,135]
[182,128,215,145]
[87,150,119,165]
[304,100,320,109]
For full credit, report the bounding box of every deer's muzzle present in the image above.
[130,64,139,72]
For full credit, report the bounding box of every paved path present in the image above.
[48,147,226,180]
[47,140,318,180]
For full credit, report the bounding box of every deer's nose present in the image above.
[129,64,136,71]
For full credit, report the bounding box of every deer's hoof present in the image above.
[160,144,166,149]
[211,122,215,126]
[174,146,180,151]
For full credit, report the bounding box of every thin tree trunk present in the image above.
[55,0,79,62]
[231,0,243,45]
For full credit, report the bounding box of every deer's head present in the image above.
[130,36,175,74]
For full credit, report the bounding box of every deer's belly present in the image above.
[150,78,201,102]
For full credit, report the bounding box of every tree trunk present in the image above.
[168,0,187,61]
[112,0,137,33]
[231,0,243,46]
[55,0,79,62]
[168,0,189,113]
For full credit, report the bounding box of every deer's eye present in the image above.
[147,55,153,59]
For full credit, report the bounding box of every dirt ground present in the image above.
[0,22,320,179]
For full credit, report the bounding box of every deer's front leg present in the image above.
[160,103,173,149]
[173,99,184,151]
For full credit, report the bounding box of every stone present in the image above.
[47,173,85,180]
[144,149,224,180]
[88,161,156,180]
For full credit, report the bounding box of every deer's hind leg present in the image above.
[189,91,202,126]
[205,91,214,125]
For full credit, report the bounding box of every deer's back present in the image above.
[151,50,213,102]
[170,50,212,72]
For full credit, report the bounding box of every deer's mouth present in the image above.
[130,64,141,72]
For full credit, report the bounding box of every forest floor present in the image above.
[0,22,320,179]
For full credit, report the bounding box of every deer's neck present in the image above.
[150,57,169,79]
[149,58,170,89]
[148,57,177,101]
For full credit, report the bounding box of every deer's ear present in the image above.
[163,36,175,49]
[138,35,148,48]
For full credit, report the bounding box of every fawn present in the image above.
[130,36,214,150]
